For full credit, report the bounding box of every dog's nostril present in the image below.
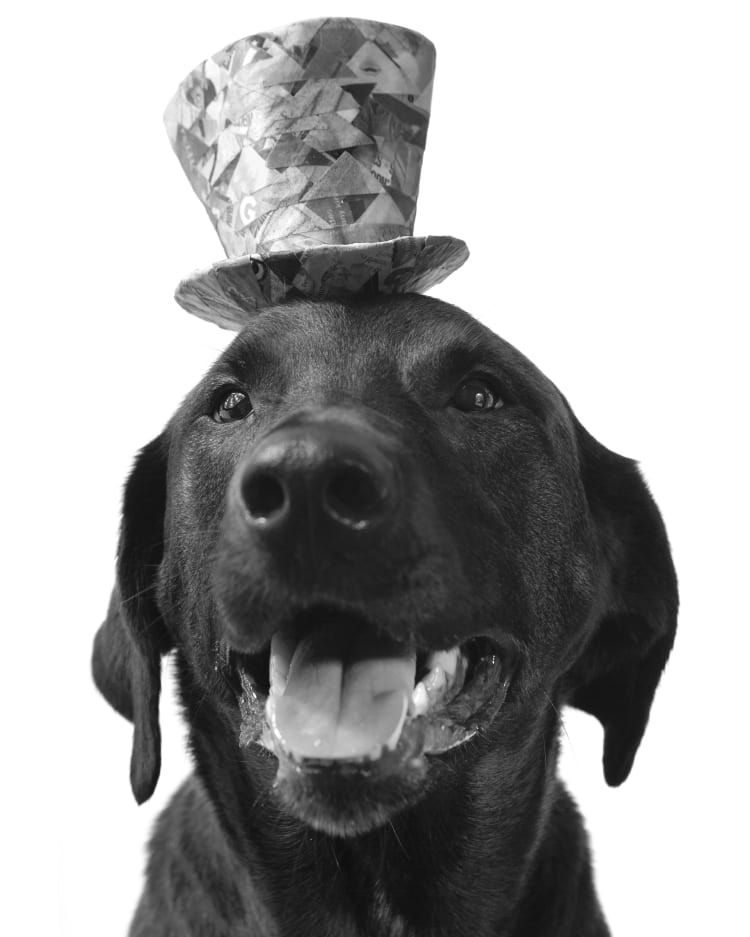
[242,472,286,521]
[324,463,385,528]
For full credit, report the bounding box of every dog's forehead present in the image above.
[213,296,562,403]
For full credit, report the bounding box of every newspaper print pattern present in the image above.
[175,235,470,329]
[165,18,436,255]
[165,18,469,325]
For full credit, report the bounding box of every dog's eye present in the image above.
[214,389,253,423]
[452,379,503,413]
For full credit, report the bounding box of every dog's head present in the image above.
[93,296,677,836]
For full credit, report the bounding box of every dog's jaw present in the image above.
[216,614,517,836]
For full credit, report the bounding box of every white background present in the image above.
[3,1,748,934]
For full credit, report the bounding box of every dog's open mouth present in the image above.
[222,609,514,776]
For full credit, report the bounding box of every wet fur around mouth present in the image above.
[92,295,678,937]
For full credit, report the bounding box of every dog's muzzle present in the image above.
[215,413,516,779]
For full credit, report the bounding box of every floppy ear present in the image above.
[565,422,678,787]
[92,434,173,804]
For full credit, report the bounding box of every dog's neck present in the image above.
[179,701,607,937]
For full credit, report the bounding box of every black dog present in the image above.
[93,295,677,936]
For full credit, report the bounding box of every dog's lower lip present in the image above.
[224,633,514,768]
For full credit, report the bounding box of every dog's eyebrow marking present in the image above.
[403,334,506,387]
[434,341,494,376]
[216,339,282,386]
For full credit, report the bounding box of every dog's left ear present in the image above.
[565,421,678,787]
[92,434,173,804]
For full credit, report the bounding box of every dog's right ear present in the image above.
[92,434,173,804]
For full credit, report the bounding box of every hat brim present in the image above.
[173,235,469,330]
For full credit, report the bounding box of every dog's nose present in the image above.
[238,421,398,538]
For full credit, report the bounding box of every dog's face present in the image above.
[94,296,677,839]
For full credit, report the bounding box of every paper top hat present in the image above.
[164,17,469,329]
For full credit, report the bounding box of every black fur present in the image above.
[93,295,677,936]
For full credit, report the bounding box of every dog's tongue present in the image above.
[267,622,416,761]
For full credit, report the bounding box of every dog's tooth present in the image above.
[269,631,296,696]
[423,664,448,696]
[383,692,409,751]
[410,681,429,716]
[424,647,460,678]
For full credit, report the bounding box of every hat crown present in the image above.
[165,18,436,260]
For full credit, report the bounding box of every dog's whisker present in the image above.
[388,821,407,859]
[558,715,573,751]
[329,840,342,876]
[119,583,158,605]
[542,690,573,752]
[542,690,562,719]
